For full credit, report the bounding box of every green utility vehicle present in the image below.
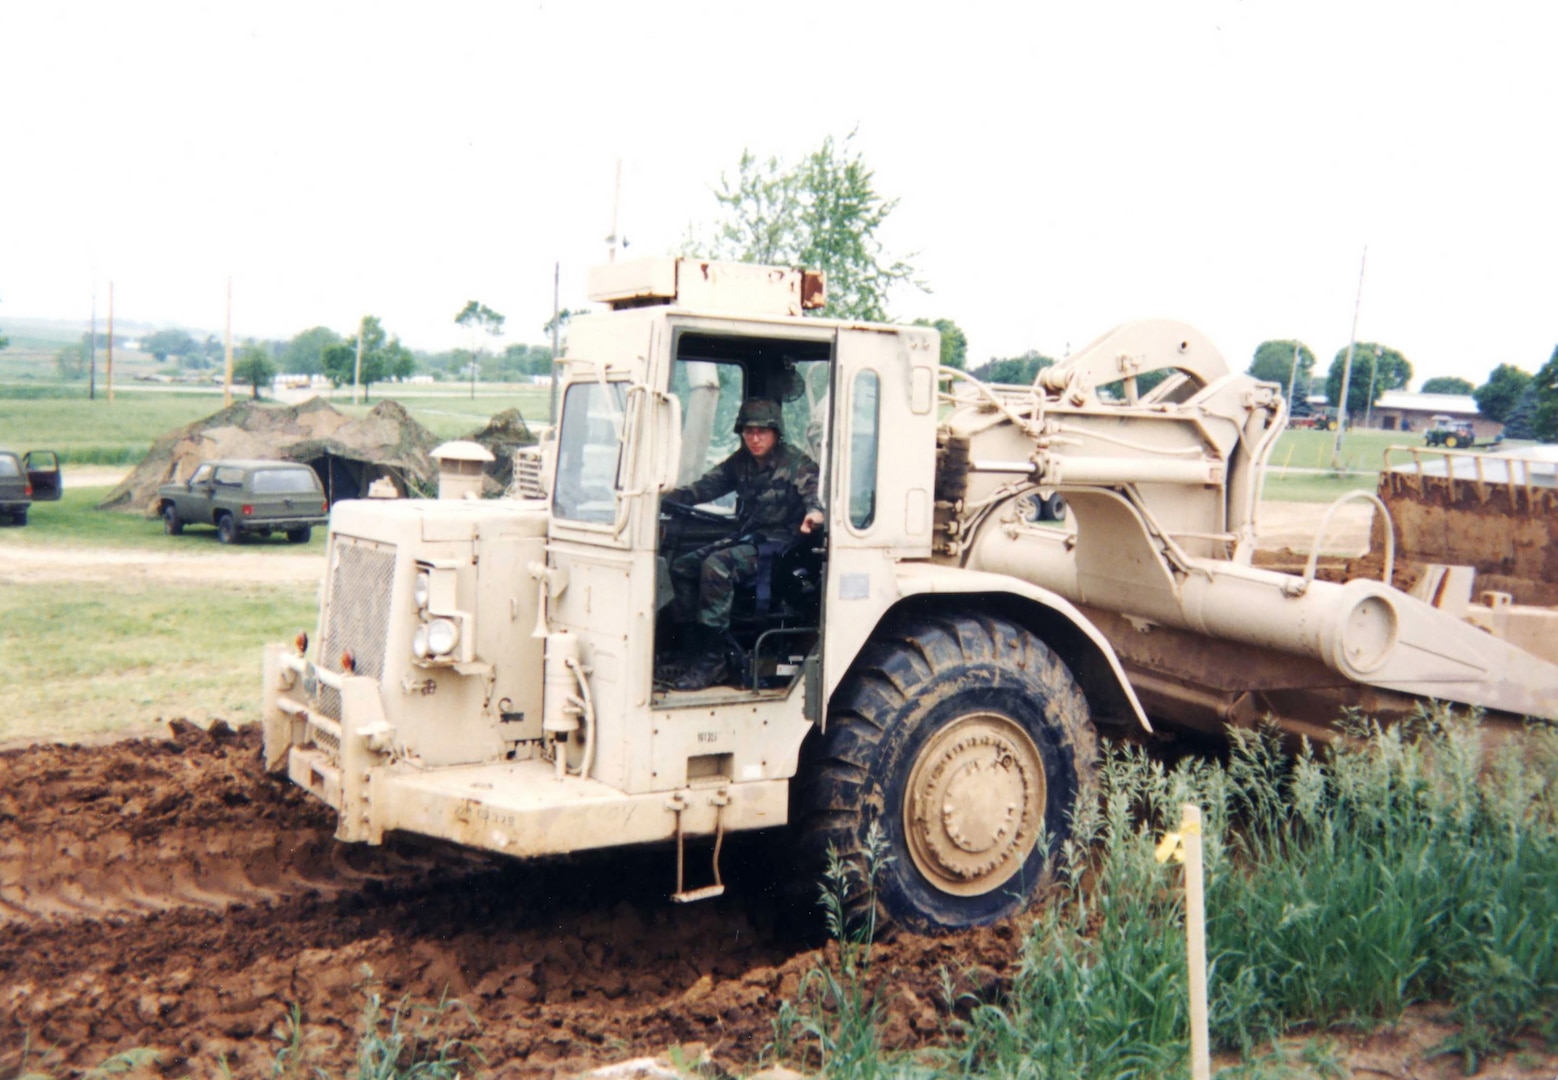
[157,459,328,544]
[0,449,62,525]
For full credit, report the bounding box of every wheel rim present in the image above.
[902,712,1047,897]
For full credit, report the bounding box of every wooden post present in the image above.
[1183,803,1210,1080]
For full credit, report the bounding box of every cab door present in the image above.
[820,326,940,702]
[23,451,61,501]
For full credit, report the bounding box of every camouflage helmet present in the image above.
[734,398,783,435]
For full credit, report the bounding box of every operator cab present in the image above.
[654,329,833,700]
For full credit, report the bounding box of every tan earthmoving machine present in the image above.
[263,258,1558,932]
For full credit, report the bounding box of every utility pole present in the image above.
[1331,247,1367,471]
[88,284,97,401]
[105,281,115,403]
[352,317,365,405]
[550,261,561,427]
[1364,345,1381,431]
[223,276,234,408]
[606,158,622,262]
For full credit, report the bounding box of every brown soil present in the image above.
[4,725,1554,1079]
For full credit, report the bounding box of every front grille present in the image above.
[317,540,397,719]
[511,447,547,499]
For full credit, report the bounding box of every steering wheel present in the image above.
[660,501,733,526]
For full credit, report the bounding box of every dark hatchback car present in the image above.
[157,459,328,544]
[0,449,62,525]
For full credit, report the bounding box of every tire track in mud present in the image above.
[0,722,1018,1077]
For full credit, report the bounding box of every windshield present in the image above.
[552,380,628,523]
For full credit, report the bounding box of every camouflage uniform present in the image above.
[666,401,823,636]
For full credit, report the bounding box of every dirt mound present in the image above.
[463,407,536,495]
[96,399,444,513]
[0,723,1020,1077]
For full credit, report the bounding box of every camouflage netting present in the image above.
[98,399,445,514]
[461,408,534,495]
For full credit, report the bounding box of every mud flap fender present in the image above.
[338,676,392,844]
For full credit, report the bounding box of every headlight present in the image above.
[412,624,431,659]
[426,618,460,657]
[413,570,431,611]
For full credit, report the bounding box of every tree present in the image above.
[455,300,505,398]
[0,295,9,351]
[1502,384,1539,441]
[54,340,86,380]
[913,318,967,370]
[233,343,277,400]
[1472,364,1532,424]
[279,326,340,376]
[1325,342,1411,415]
[970,350,1056,385]
[1248,340,1317,402]
[1421,376,1475,395]
[141,328,198,363]
[322,316,415,401]
[691,131,920,322]
[1532,345,1558,442]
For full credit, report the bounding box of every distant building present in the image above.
[1368,391,1500,439]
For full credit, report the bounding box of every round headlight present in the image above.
[426,618,460,657]
[413,571,431,611]
[412,624,430,659]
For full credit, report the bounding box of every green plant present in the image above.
[352,989,480,1080]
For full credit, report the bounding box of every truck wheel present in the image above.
[796,614,1098,934]
[13,509,27,526]
[162,505,183,536]
[1044,493,1068,522]
[217,514,241,545]
[286,526,312,544]
[1445,434,1460,448]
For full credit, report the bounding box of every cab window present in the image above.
[552,381,627,524]
[848,369,880,529]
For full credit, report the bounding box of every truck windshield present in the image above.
[553,380,627,524]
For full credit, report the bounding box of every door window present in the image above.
[848,370,880,529]
[552,381,628,524]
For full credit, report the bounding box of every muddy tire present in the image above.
[162,504,183,536]
[795,614,1098,934]
[286,526,312,544]
[216,514,240,545]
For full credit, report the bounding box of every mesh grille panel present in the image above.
[318,541,397,719]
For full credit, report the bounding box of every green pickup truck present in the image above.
[0,449,62,525]
[157,459,328,544]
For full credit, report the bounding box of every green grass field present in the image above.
[7,484,330,551]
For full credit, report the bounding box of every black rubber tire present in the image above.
[162,504,183,536]
[795,613,1098,935]
[216,514,240,545]
[286,526,312,544]
[13,509,26,526]
[1045,493,1068,522]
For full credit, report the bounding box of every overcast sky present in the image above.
[2,1,1554,387]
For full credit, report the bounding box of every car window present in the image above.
[251,469,320,494]
[189,464,215,485]
[0,455,19,479]
[213,466,245,486]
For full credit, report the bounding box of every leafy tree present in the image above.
[1472,364,1532,424]
[500,343,554,379]
[141,328,198,362]
[691,131,920,322]
[322,316,415,402]
[971,350,1056,385]
[913,318,967,370]
[1324,342,1411,415]
[1532,345,1558,442]
[280,326,340,376]
[233,343,277,400]
[455,300,505,396]
[1248,340,1316,401]
[54,341,86,380]
[1420,376,1475,395]
[0,295,9,351]
[1502,384,1539,441]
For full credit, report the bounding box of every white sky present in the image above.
[2,1,1554,387]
